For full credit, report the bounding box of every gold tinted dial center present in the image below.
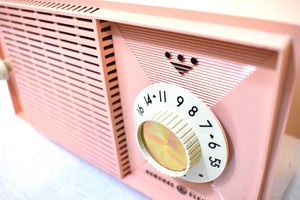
[141,121,187,171]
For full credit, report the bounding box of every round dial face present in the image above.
[134,83,229,183]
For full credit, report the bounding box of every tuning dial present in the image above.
[134,83,229,183]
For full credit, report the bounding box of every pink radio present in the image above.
[0,0,299,199]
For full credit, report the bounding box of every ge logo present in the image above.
[176,185,187,195]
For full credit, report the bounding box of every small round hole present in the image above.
[165,52,171,58]
[177,54,184,61]
[191,57,197,65]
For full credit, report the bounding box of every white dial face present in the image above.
[134,83,229,183]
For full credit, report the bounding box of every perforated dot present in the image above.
[177,54,184,61]
[165,52,171,58]
[191,57,197,65]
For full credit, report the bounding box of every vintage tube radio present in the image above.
[0,0,299,199]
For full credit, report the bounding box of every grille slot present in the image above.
[0,2,129,178]
[98,20,130,176]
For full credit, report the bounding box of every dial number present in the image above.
[144,93,153,106]
[208,142,221,149]
[188,106,198,117]
[209,156,221,168]
[137,104,144,116]
[159,90,167,103]
[199,120,212,128]
[177,96,184,107]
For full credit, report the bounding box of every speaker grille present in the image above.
[117,24,275,107]
[0,2,130,178]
